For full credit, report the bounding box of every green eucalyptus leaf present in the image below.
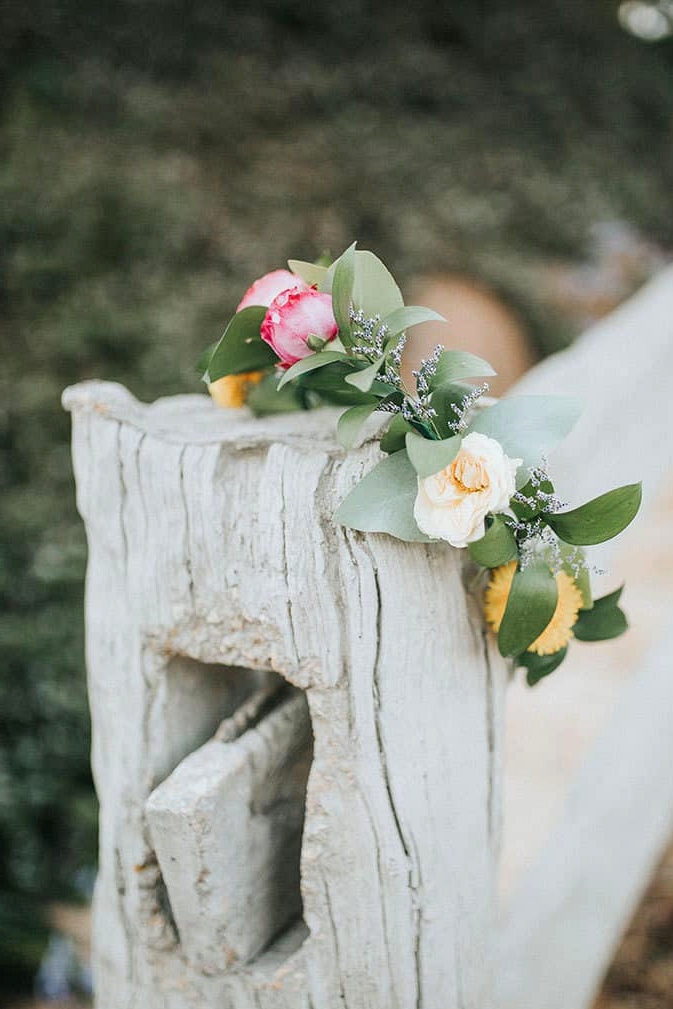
[380,415,414,454]
[277,350,348,389]
[382,305,445,340]
[405,431,461,478]
[328,243,356,345]
[335,449,431,542]
[287,259,328,286]
[519,647,568,686]
[429,350,496,390]
[352,250,404,320]
[468,515,519,568]
[468,395,583,487]
[573,587,627,641]
[498,561,558,657]
[545,483,642,546]
[246,373,305,415]
[207,307,277,381]
[345,356,386,392]
[337,402,380,450]
[197,341,218,377]
[300,361,382,405]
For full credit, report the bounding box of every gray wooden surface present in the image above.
[63,381,505,1009]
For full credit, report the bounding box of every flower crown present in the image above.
[199,244,642,686]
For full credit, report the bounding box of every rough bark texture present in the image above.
[63,381,506,1009]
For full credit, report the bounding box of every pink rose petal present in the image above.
[236,269,309,311]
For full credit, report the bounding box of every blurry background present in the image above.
[1,0,672,1004]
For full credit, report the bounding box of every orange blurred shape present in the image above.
[405,276,535,398]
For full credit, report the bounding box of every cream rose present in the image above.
[413,431,521,547]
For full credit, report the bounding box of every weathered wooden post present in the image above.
[64,380,506,1009]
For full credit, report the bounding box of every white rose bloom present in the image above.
[413,431,521,547]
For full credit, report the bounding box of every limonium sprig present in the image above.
[199,242,642,686]
[445,382,490,434]
[349,308,441,430]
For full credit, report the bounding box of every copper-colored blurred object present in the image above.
[405,275,536,398]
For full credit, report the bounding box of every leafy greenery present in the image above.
[382,305,445,341]
[288,260,328,287]
[380,416,414,455]
[429,350,495,390]
[545,483,643,545]
[511,476,555,520]
[206,307,276,380]
[351,249,404,320]
[574,587,628,641]
[498,562,559,657]
[224,244,640,682]
[335,450,433,541]
[429,383,476,438]
[278,351,349,388]
[245,374,306,414]
[468,515,519,568]
[296,361,382,405]
[327,243,357,344]
[519,647,569,686]
[469,396,583,485]
[336,402,380,449]
[344,356,386,392]
[405,431,460,478]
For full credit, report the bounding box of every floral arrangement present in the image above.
[200,245,641,686]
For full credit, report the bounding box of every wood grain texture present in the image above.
[63,380,506,1009]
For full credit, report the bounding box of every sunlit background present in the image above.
[1,1,672,1005]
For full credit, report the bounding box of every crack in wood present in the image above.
[114,845,134,982]
[362,540,423,1009]
[280,460,300,667]
[178,445,195,606]
[357,786,401,1009]
[322,877,350,1009]
[482,628,496,847]
[117,422,129,572]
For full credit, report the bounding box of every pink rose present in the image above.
[236,269,308,311]
[261,288,338,367]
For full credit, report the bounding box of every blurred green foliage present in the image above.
[1,0,672,993]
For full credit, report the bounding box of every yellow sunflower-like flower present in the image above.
[208,371,265,409]
[484,560,584,656]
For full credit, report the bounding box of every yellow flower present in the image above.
[484,560,584,655]
[208,371,265,409]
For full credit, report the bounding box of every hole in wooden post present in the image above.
[145,661,313,973]
[150,656,278,787]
